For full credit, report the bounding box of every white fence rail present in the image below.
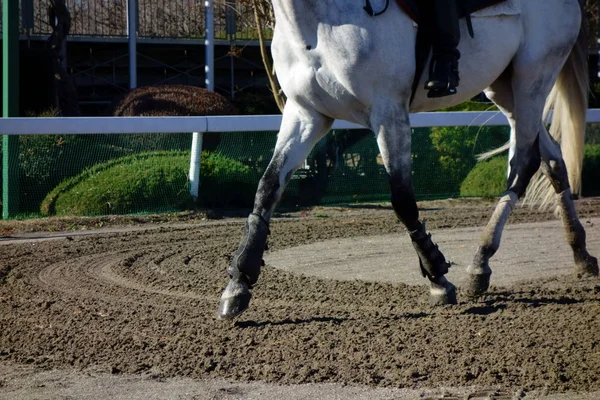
[2,110,600,204]
[2,110,600,135]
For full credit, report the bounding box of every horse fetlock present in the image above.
[573,251,599,278]
[410,222,451,280]
[218,278,252,320]
[464,271,492,297]
[429,276,457,305]
[470,246,494,273]
[463,249,493,296]
[228,213,270,286]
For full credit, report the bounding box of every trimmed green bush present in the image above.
[41,151,256,216]
[430,125,509,193]
[460,144,600,198]
[460,156,507,198]
[18,134,129,212]
[199,151,258,208]
[0,109,130,213]
[112,85,239,154]
[582,144,600,197]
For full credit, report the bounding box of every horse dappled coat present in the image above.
[219,0,598,319]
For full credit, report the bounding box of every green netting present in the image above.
[214,126,511,206]
[2,123,600,218]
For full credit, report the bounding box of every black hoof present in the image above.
[464,272,491,297]
[575,254,599,278]
[218,279,251,320]
[430,279,457,305]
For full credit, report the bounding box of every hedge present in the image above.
[460,144,600,198]
[459,156,507,198]
[41,151,257,216]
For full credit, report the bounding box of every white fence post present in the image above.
[189,132,204,199]
[189,0,215,199]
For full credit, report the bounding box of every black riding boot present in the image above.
[426,0,461,98]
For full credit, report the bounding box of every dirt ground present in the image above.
[0,198,599,399]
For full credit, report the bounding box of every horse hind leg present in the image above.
[373,102,456,304]
[538,129,599,277]
[463,74,516,295]
[218,103,333,320]
[465,76,544,296]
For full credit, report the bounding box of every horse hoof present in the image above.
[575,254,599,278]
[218,279,251,320]
[463,272,491,297]
[430,279,457,305]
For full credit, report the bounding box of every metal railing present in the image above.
[2,110,600,218]
[4,110,600,135]
[2,0,268,40]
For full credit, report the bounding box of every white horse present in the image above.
[219,0,599,319]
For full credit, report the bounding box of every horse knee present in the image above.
[539,129,570,192]
[541,158,570,193]
[507,137,541,197]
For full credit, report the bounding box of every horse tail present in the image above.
[481,0,588,206]
[523,0,589,207]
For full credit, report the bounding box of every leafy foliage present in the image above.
[16,134,128,212]
[41,151,256,216]
[460,144,600,198]
[429,125,509,193]
[459,156,507,198]
[582,144,600,197]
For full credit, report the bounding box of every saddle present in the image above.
[391,0,514,102]
[396,0,509,25]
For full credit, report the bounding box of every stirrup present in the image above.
[427,84,457,98]
[425,57,459,98]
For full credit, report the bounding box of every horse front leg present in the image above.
[373,105,456,304]
[218,103,333,320]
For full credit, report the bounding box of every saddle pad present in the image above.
[470,0,520,17]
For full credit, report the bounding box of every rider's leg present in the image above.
[426,0,461,97]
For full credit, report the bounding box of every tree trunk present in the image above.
[49,0,81,117]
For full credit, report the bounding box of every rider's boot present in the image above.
[426,0,461,98]
[426,54,460,97]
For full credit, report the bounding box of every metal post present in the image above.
[2,0,20,219]
[127,0,138,89]
[189,0,215,199]
[189,132,204,199]
[205,0,215,92]
[597,0,600,79]
[227,0,236,98]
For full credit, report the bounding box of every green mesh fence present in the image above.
[2,123,600,218]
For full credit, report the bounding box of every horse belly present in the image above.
[411,16,522,112]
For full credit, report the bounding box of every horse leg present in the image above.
[465,82,544,296]
[218,103,333,319]
[464,75,517,295]
[538,129,599,277]
[373,104,456,304]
